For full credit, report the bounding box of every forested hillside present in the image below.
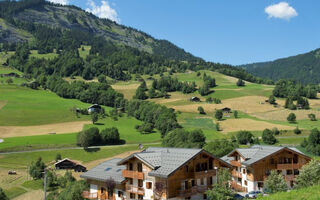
[242,48,320,84]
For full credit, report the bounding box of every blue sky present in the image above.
[51,0,320,65]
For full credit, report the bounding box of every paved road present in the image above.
[0,142,161,155]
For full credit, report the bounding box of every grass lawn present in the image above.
[257,184,320,200]
[0,144,159,169]
[21,180,42,190]
[0,133,77,152]
[0,85,91,126]
[78,45,91,59]
[4,187,27,199]
[84,115,162,144]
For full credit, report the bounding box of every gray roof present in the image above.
[119,147,220,178]
[80,158,125,184]
[225,145,309,166]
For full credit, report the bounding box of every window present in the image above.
[258,182,264,188]
[242,169,246,174]
[293,154,298,163]
[287,170,293,175]
[191,180,196,187]
[265,169,270,176]
[200,178,204,185]
[118,191,123,197]
[270,158,275,164]
[129,178,133,184]
[237,178,242,182]
[277,170,282,174]
[294,169,299,175]
[130,193,135,199]
[129,163,133,170]
[138,194,143,200]
[209,158,213,170]
[203,194,207,199]
[146,182,152,189]
[244,180,248,186]
[138,179,143,187]
[137,163,143,172]
[185,181,189,189]
[196,163,201,172]
[208,177,212,185]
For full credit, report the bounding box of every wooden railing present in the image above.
[232,170,242,178]
[230,181,247,192]
[284,175,296,181]
[277,163,302,170]
[126,185,145,195]
[82,191,98,199]
[194,169,216,179]
[178,186,209,197]
[122,170,144,179]
[230,160,241,167]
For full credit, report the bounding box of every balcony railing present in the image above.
[82,191,98,199]
[122,170,144,179]
[126,185,145,195]
[194,169,216,179]
[277,163,302,170]
[284,175,297,181]
[178,186,209,197]
[230,160,241,167]
[230,181,247,192]
[232,170,242,178]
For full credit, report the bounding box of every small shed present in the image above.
[222,107,232,113]
[88,104,101,113]
[190,97,200,102]
[74,164,87,172]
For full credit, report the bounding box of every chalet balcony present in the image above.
[178,186,209,197]
[230,181,247,192]
[122,170,144,179]
[194,169,216,179]
[277,163,302,170]
[232,171,242,178]
[82,191,98,199]
[284,175,297,181]
[230,160,241,167]
[126,185,144,195]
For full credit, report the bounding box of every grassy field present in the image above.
[84,115,162,144]
[257,184,320,200]
[78,45,91,59]
[29,50,58,60]
[0,85,91,126]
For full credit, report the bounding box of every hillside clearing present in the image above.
[0,121,90,138]
[253,109,320,121]
[219,118,294,133]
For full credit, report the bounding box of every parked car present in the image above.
[234,193,244,199]
[245,191,262,199]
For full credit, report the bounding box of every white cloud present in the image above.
[86,0,120,23]
[265,2,298,20]
[47,0,68,5]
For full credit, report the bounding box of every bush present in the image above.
[236,131,253,145]
[135,123,154,134]
[262,129,277,145]
[236,79,245,86]
[269,95,276,105]
[296,160,320,188]
[215,123,220,131]
[91,112,99,124]
[264,171,288,193]
[287,113,296,123]
[204,139,238,157]
[233,110,238,118]
[215,110,223,121]
[294,127,301,135]
[0,187,9,200]
[55,153,62,162]
[272,127,280,135]
[162,129,206,148]
[76,127,101,147]
[100,127,120,144]
[308,113,317,121]
[198,106,205,114]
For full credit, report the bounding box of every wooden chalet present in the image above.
[55,158,86,172]
[81,147,232,200]
[221,145,311,192]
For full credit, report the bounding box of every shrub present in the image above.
[294,127,301,135]
[236,79,245,86]
[76,127,101,147]
[264,171,288,193]
[135,123,154,134]
[287,113,296,123]
[268,95,276,105]
[272,127,280,135]
[233,110,238,118]
[215,110,223,121]
[198,106,205,114]
[262,129,277,145]
[296,160,320,188]
[236,131,253,145]
[308,113,317,121]
[0,187,9,200]
[100,127,120,144]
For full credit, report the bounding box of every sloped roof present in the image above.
[54,158,77,166]
[80,158,125,184]
[224,145,310,166]
[118,147,230,178]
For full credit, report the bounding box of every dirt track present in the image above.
[0,121,90,138]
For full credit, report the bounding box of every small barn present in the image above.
[222,107,232,113]
[54,158,86,172]
[88,104,101,113]
[190,97,200,102]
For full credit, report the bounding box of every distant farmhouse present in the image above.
[221,107,232,114]
[88,104,102,114]
[190,96,200,102]
[81,147,231,200]
[222,145,311,193]
[55,158,87,172]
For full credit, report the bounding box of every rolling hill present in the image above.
[241,48,320,84]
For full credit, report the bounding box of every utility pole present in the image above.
[43,168,47,200]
